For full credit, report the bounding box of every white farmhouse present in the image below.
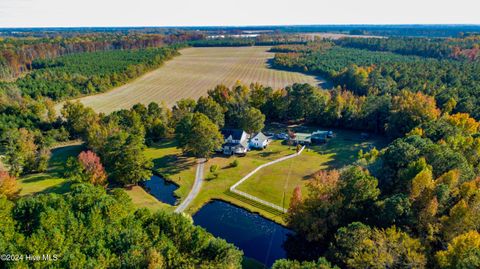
[249,132,270,149]
[221,129,250,155]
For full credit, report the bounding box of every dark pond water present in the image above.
[193,200,291,267]
[142,175,178,205]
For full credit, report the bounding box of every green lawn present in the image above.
[187,140,296,223]
[18,142,173,212]
[144,140,197,201]
[18,142,84,196]
[47,142,85,174]
[124,186,173,212]
[146,140,296,223]
[237,129,386,208]
[144,130,386,224]
[19,174,72,196]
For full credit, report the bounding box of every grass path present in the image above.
[229,146,305,213]
[237,129,387,208]
[67,47,326,114]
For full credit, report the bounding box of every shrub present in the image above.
[230,159,239,168]
[210,164,218,173]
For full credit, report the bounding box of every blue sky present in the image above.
[0,0,479,27]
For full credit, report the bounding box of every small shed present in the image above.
[290,132,312,145]
[311,131,328,144]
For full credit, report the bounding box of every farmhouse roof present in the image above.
[223,139,248,149]
[251,132,268,141]
[221,129,247,141]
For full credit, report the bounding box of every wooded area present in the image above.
[1,30,480,268]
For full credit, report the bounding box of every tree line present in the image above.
[281,111,480,268]
[8,46,182,100]
[271,41,480,120]
[336,36,480,61]
[0,32,203,79]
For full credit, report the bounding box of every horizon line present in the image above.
[1,23,480,30]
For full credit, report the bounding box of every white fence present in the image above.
[231,189,288,213]
[229,146,305,213]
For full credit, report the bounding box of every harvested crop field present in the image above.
[72,46,326,113]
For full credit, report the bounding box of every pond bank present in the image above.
[192,200,291,267]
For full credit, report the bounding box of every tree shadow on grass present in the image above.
[258,150,281,158]
[48,144,85,174]
[301,173,316,180]
[308,137,377,169]
[148,140,197,176]
[21,174,55,184]
[152,154,196,176]
[41,181,72,195]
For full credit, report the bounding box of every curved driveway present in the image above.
[175,158,205,213]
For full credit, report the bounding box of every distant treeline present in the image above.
[0,33,203,79]
[2,25,480,39]
[11,45,183,100]
[270,40,480,120]
[276,24,480,37]
[336,36,480,60]
[189,35,309,47]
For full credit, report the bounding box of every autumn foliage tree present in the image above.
[77,151,107,186]
[289,186,303,213]
[0,171,19,199]
[387,90,440,137]
[286,167,380,251]
[2,128,39,176]
[436,230,480,268]
[65,151,107,186]
[329,223,426,268]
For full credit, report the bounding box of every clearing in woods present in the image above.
[73,46,326,113]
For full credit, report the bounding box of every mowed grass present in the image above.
[18,142,173,212]
[138,129,386,223]
[146,140,298,223]
[185,141,296,223]
[74,47,325,114]
[236,129,387,208]
[126,186,172,212]
[18,142,84,196]
[144,140,197,201]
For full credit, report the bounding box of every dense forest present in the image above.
[336,36,480,60]
[16,46,181,100]
[271,39,480,120]
[1,31,480,268]
[0,184,242,268]
[0,32,202,79]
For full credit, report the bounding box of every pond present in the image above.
[193,200,291,267]
[141,175,178,205]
